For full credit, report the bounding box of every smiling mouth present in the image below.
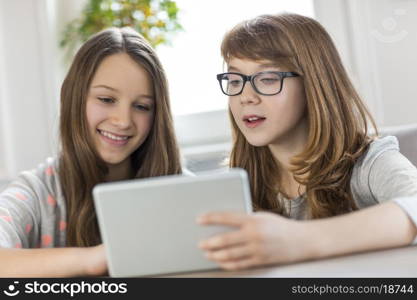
[97,129,132,141]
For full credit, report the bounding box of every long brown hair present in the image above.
[221,13,378,218]
[59,27,182,246]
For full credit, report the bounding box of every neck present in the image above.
[105,158,133,182]
[268,117,309,198]
[268,118,308,171]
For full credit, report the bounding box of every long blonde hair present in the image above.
[59,27,181,246]
[221,13,377,218]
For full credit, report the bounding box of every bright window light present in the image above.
[156,0,314,116]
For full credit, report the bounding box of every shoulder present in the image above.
[352,136,406,180]
[18,157,61,193]
[351,136,417,205]
[35,157,60,187]
[3,156,63,208]
[352,136,398,185]
[356,136,400,169]
[0,157,64,248]
[357,135,417,173]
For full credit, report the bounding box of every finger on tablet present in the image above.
[198,230,245,250]
[196,211,248,226]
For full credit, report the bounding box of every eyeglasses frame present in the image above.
[216,71,300,96]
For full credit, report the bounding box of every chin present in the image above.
[104,159,125,166]
[100,154,128,166]
[244,137,271,147]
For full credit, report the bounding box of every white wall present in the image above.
[0,0,88,180]
[0,8,6,179]
[0,0,59,178]
[315,0,417,126]
[366,0,417,126]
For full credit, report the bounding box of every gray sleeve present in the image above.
[0,174,41,248]
[369,150,417,202]
[368,150,417,245]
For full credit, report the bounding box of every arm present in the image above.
[308,201,417,258]
[199,143,417,270]
[0,178,107,277]
[0,244,107,277]
[198,201,417,270]
[0,162,108,277]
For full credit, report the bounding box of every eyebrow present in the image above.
[91,85,154,101]
[227,66,240,72]
[259,63,281,68]
[228,63,281,72]
[91,85,119,92]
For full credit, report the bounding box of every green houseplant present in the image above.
[60,0,182,60]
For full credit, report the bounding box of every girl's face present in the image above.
[86,53,154,167]
[227,57,307,147]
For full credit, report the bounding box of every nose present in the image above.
[110,104,132,129]
[239,81,260,105]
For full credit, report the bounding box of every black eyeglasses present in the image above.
[216,71,299,96]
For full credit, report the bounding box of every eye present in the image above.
[229,79,243,87]
[133,103,151,111]
[256,72,282,86]
[260,78,279,85]
[97,97,115,104]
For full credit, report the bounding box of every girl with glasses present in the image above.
[198,13,417,270]
[0,27,182,276]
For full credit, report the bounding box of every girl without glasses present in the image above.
[198,13,417,271]
[0,27,182,276]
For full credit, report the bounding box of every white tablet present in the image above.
[93,168,252,277]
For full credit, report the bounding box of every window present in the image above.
[156,0,315,116]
